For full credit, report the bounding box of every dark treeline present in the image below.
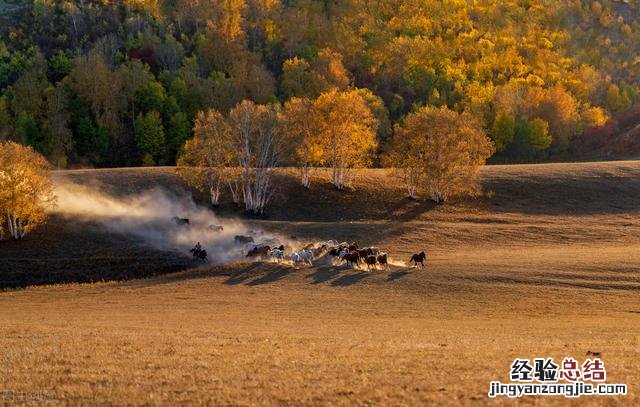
[0,0,639,168]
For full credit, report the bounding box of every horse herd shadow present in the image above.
[222,263,413,287]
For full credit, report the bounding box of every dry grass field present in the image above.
[1,161,639,405]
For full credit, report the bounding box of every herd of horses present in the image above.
[195,235,428,270]
[175,217,428,269]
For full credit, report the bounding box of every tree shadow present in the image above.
[480,164,640,216]
[331,272,369,286]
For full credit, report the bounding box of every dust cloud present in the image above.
[51,181,289,264]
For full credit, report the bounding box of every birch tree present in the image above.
[279,97,322,188]
[0,142,55,240]
[383,125,423,199]
[228,100,282,214]
[177,109,233,206]
[311,88,378,190]
[388,106,494,203]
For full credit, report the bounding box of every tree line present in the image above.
[178,89,493,214]
[0,0,639,168]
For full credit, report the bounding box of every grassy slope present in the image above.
[0,162,639,405]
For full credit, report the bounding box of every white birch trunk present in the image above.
[228,179,241,205]
[300,166,310,188]
[209,184,221,207]
[16,218,25,239]
[6,213,25,240]
[7,213,14,240]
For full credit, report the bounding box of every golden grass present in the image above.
[1,161,639,405]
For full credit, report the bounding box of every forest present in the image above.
[0,0,639,168]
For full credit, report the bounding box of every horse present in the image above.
[342,251,360,267]
[172,216,190,226]
[364,255,377,271]
[247,245,271,258]
[270,249,285,262]
[208,224,224,232]
[234,235,254,244]
[376,253,388,269]
[189,245,207,262]
[311,244,328,257]
[194,249,207,261]
[298,249,314,265]
[410,251,426,268]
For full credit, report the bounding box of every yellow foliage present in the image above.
[581,105,609,128]
[311,88,378,189]
[387,106,494,202]
[0,141,55,240]
[176,109,234,205]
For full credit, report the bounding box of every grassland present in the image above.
[0,161,639,405]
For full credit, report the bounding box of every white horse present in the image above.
[270,249,285,263]
[299,249,314,266]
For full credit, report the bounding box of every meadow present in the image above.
[0,161,639,405]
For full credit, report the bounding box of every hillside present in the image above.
[0,161,638,404]
[1,161,639,288]
[2,1,640,168]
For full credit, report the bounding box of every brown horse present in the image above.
[247,245,271,258]
[410,251,426,268]
[342,251,360,267]
[234,235,254,244]
[376,253,388,269]
[364,255,377,271]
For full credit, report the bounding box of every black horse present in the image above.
[190,244,208,262]
[409,251,426,268]
[172,216,190,226]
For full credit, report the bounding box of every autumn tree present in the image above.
[117,60,153,131]
[228,100,283,214]
[280,49,350,100]
[135,111,165,166]
[527,118,552,150]
[312,48,351,92]
[280,57,316,99]
[42,83,74,168]
[491,112,516,152]
[0,142,55,240]
[66,51,125,163]
[0,97,10,141]
[165,111,191,164]
[388,106,494,203]
[278,97,321,188]
[534,85,581,147]
[311,88,378,190]
[383,125,423,200]
[177,109,233,206]
[580,105,608,129]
